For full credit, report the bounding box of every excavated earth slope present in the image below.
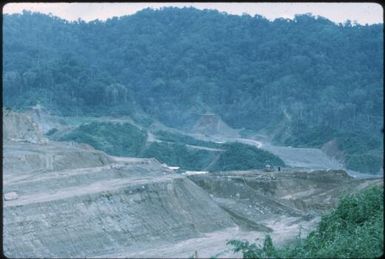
[3,111,234,257]
[3,111,383,258]
[187,170,382,246]
[4,156,235,257]
[3,108,46,144]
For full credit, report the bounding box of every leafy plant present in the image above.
[228,186,384,258]
[59,122,147,156]
[209,142,285,171]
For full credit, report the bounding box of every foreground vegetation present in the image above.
[227,186,384,258]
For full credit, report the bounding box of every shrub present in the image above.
[59,122,147,156]
[142,142,218,170]
[228,186,384,258]
[209,142,285,171]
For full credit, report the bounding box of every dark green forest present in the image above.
[3,8,383,173]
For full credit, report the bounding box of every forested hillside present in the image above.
[3,8,383,173]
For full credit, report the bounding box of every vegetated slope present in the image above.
[3,8,383,173]
[227,186,384,258]
[155,130,223,149]
[58,122,148,156]
[277,123,383,174]
[142,141,219,170]
[52,121,284,171]
[208,143,284,171]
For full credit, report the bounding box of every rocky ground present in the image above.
[3,110,383,258]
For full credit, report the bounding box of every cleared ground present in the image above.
[3,111,383,258]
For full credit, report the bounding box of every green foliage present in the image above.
[142,140,285,171]
[142,142,218,170]
[239,129,259,139]
[45,128,58,136]
[281,124,383,174]
[4,9,382,174]
[227,186,384,258]
[209,142,285,171]
[227,235,277,258]
[281,124,338,148]
[337,133,383,173]
[345,154,383,174]
[4,10,382,130]
[59,122,147,156]
[293,186,384,258]
[57,123,284,171]
[143,134,286,171]
[155,130,222,148]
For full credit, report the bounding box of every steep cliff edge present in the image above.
[4,160,235,257]
[3,108,47,144]
[3,110,382,258]
[3,110,235,258]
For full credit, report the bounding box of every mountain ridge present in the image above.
[3,7,383,173]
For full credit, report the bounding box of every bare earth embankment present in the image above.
[3,110,382,258]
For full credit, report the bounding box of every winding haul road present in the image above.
[226,137,382,179]
[196,134,380,178]
[208,136,343,169]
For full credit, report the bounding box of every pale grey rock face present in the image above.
[3,140,234,258]
[3,142,113,177]
[3,110,235,257]
[3,110,383,258]
[3,109,47,144]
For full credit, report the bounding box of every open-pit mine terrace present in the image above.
[3,111,383,258]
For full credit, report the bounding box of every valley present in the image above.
[3,6,383,258]
[33,107,377,178]
[3,110,383,258]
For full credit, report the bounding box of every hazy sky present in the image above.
[3,2,383,25]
